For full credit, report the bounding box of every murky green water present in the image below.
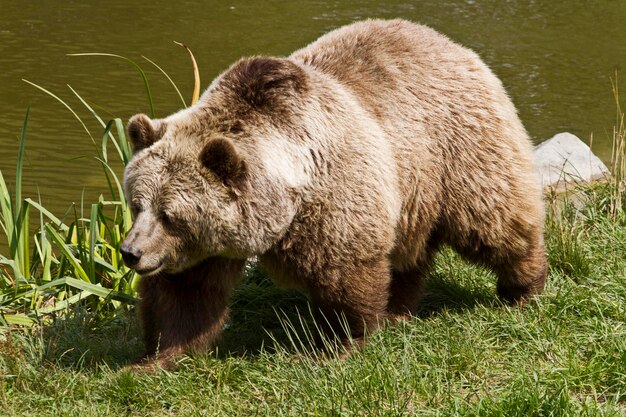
[1,0,625,219]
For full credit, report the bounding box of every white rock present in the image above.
[533,132,609,189]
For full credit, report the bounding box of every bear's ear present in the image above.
[127,114,165,152]
[228,57,308,108]
[199,138,247,189]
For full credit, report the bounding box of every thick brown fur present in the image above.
[123,19,547,364]
[135,258,244,366]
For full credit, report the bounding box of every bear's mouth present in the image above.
[135,263,165,277]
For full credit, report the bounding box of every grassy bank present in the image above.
[0,181,624,416]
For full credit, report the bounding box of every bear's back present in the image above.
[290,19,508,136]
[292,19,541,269]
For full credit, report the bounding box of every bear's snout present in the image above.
[120,242,142,269]
[120,213,175,275]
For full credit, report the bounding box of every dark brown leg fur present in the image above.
[450,231,548,305]
[387,268,426,320]
[494,240,548,304]
[387,252,437,319]
[308,257,391,347]
[136,258,244,365]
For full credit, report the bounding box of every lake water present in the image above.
[1,0,625,221]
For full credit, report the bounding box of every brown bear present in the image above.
[121,19,547,364]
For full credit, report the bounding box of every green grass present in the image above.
[0,57,624,415]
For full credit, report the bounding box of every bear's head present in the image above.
[121,57,312,276]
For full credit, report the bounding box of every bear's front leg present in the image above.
[136,258,244,366]
[308,257,391,350]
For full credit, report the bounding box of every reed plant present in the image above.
[609,78,625,221]
[0,105,137,327]
[0,47,200,328]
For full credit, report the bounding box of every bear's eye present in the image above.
[159,211,174,227]
[130,202,142,217]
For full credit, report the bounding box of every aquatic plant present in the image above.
[0,46,201,327]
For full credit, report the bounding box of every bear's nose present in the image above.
[120,242,142,268]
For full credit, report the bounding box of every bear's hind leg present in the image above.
[494,238,547,304]
[452,231,548,305]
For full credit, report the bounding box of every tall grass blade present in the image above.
[95,157,131,233]
[15,107,29,217]
[88,204,99,281]
[89,204,100,282]
[0,171,15,254]
[2,313,36,326]
[25,198,69,232]
[174,41,200,105]
[35,191,53,283]
[1,108,33,283]
[68,53,156,117]
[142,55,187,108]
[114,118,133,164]
[99,124,115,195]
[32,290,87,315]
[22,80,95,143]
[62,277,135,304]
[100,118,131,167]
[33,234,52,283]
[609,76,625,222]
[0,258,20,287]
[101,121,116,166]
[67,84,121,162]
[1,277,67,306]
[45,224,90,283]
[17,202,30,282]
[15,109,30,280]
